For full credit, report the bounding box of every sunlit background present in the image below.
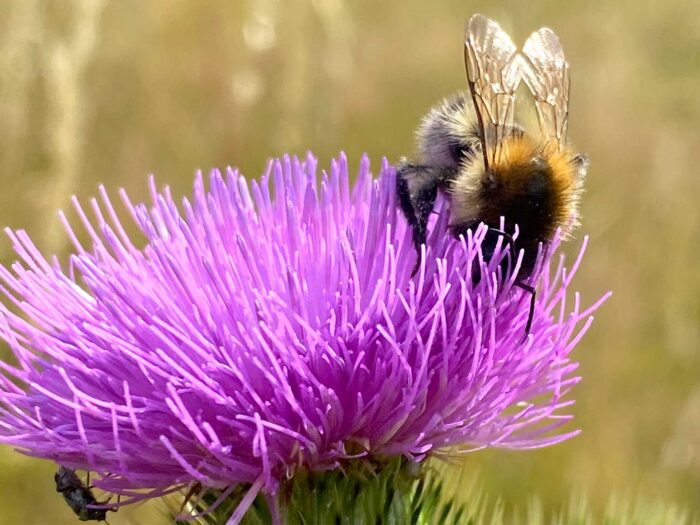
[1,1,699,523]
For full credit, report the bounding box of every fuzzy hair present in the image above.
[449,136,586,240]
[416,92,480,170]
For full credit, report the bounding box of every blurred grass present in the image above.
[1,0,699,523]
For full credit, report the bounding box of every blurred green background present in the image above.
[1,0,699,523]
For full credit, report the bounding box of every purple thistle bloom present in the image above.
[0,154,606,521]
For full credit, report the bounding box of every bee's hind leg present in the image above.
[484,227,536,339]
[514,281,536,339]
[396,161,439,275]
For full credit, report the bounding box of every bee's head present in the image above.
[450,135,587,239]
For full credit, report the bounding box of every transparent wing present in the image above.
[464,14,521,167]
[521,27,570,146]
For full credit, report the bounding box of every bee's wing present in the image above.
[521,27,570,146]
[464,14,521,167]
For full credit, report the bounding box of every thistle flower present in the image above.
[0,154,606,523]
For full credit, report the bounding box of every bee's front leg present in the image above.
[396,161,440,274]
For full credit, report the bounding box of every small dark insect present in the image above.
[178,481,204,516]
[55,466,114,522]
[397,14,588,335]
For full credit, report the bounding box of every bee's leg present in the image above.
[396,162,439,275]
[486,227,536,338]
[486,227,514,250]
[483,227,516,280]
[514,281,536,338]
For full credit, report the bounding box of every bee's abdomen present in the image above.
[451,157,561,279]
[505,171,557,239]
[478,153,562,244]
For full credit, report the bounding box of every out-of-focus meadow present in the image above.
[0,1,698,523]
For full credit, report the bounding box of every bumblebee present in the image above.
[397,14,588,333]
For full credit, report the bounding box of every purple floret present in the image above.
[0,153,606,516]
